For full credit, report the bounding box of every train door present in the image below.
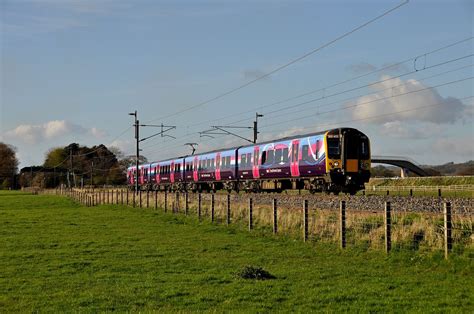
[215,153,221,181]
[156,165,160,184]
[252,146,260,179]
[193,156,199,181]
[139,168,144,184]
[291,139,300,177]
[170,161,175,183]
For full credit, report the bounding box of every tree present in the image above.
[370,165,396,177]
[0,143,19,189]
[44,147,68,168]
[40,143,127,187]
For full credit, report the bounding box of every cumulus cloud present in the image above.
[346,62,377,74]
[349,75,467,124]
[380,121,442,139]
[4,120,106,143]
[109,139,134,156]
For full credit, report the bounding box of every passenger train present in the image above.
[127,127,371,195]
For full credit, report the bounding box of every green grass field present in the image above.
[1,192,473,312]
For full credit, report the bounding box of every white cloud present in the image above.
[380,121,442,139]
[349,75,467,124]
[109,139,134,156]
[4,120,105,144]
[89,127,107,138]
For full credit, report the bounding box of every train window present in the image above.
[226,156,231,168]
[267,150,274,164]
[275,149,282,164]
[302,145,309,161]
[360,138,369,159]
[261,151,266,165]
[282,148,289,163]
[241,154,246,167]
[327,138,340,158]
[302,145,316,163]
[211,158,215,170]
[222,157,226,169]
[247,153,252,167]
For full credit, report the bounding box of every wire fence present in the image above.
[41,188,473,257]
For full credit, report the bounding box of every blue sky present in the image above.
[1,0,473,167]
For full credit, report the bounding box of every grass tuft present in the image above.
[234,265,276,280]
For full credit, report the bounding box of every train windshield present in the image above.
[327,138,340,159]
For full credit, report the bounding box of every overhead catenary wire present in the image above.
[143,75,472,161]
[143,0,409,124]
[142,94,473,162]
[141,59,472,154]
[140,38,473,151]
[183,36,474,129]
[260,76,473,130]
[262,63,474,123]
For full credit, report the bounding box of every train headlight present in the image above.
[334,161,339,167]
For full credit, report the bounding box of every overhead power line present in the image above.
[142,73,472,158]
[184,36,473,129]
[261,76,473,129]
[144,0,409,124]
[141,55,472,152]
[265,95,473,134]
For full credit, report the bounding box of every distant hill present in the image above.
[371,160,474,177]
[424,160,474,176]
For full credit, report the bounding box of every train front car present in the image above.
[325,128,371,194]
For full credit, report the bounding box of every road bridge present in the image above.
[371,156,429,177]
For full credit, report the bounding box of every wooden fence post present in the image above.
[273,198,278,234]
[107,190,110,204]
[385,201,391,253]
[146,190,150,208]
[164,191,168,212]
[139,190,142,208]
[340,200,346,249]
[248,198,253,230]
[185,192,189,215]
[126,190,129,206]
[132,191,136,208]
[225,194,231,225]
[303,199,308,242]
[211,193,215,222]
[198,193,202,220]
[444,202,452,259]
[175,193,179,213]
[155,191,158,210]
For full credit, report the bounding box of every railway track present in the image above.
[189,192,473,214]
